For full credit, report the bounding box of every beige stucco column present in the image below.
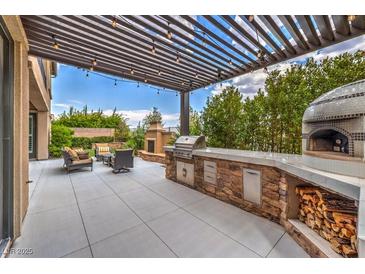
[37,111,50,160]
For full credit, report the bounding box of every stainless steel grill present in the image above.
[173,136,206,159]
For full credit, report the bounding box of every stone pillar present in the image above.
[36,111,49,160]
[279,175,289,225]
[180,92,189,136]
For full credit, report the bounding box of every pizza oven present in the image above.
[302,79,365,178]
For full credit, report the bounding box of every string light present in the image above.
[89,66,94,71]
[167,22,172,39]
[151,39,156,55]
[176,51,180,63]
[137,82,140,88]
[157,89,160,95]
[112,16,117,28]
[144,75,148,83]
[158,69,162,76]
[114,80,117,86]
[228,59,233,66]
[130,67,134,75]
[176,92,178,96]
[86,71,89,77]
[195,71,199,78]
[92,59,97,66]
[51,35,59,49]
[347,15,356,22]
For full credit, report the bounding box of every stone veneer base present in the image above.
[138,150,165,164]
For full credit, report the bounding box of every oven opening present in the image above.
[309,129,349,155]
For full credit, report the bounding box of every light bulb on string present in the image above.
[157,89,160,95]
[228,59,233,66]
[86,71,89,77]
[112,16,117,28]
[176,92,178,97]
[51,35,59,49]
[130,67,134,75]
[167,22,172,39]
[195,72,199,78]
[92,59,97,66]
[114,80,117,87]
[89,66,94,71]
[347,15,356,22]
[137,82,140,88]
[176,52,180,63]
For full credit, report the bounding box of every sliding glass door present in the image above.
[0,18,13,245]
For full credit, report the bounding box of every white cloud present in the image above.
[53,103,71,109]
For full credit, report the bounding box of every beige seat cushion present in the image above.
[73,158,92,165]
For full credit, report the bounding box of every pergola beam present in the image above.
[313,16,334,41]
[257,15,297,55]
[278,15,309,50]
[295,16,321,46]
[221,15,277,61]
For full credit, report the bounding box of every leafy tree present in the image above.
[201,86,244,148]
[124,122,145,154]
[49,124,73,157]
[53,105,124,129]
[189,107,203,136]
[142,107,163,130]
[114,116,131,142]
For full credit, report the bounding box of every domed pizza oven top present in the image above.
[302,79,365,178]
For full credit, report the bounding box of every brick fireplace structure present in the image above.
[139,122,175,164]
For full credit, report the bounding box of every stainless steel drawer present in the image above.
[243,168,261,205]
[204,171,217,185]
[176,161,194,186]
[204,160,217,173]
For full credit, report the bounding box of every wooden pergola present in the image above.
[20,15,365,134]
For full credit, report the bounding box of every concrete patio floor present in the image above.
[9,158,309,258]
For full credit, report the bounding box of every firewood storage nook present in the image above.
[165,80,365,258]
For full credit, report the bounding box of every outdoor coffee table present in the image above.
[101,153,113,167]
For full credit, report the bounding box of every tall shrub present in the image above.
[201,86,244,148]
[49,124,73,157]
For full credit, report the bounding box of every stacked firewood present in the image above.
[296,186,358,257]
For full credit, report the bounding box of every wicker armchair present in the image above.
[95,143,111,161]
[62,149,93,173]
[111,149,134,173]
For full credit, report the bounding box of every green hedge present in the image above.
[49,124,74,157]
[71,136,115,149]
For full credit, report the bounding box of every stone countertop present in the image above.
[164,146,365,200]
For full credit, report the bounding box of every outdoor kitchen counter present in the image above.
[164,146,365,200]
[164,146,365,257]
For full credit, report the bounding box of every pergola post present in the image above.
[180,91,189,136]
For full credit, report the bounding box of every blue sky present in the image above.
[51,16,365,127]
